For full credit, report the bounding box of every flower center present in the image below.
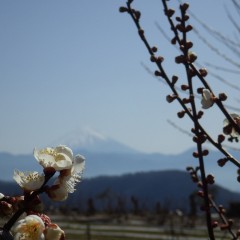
[19,222,42,239]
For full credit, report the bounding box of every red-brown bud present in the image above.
[166,94,177,103]
[202,149,209,156]
[188,52,197,63]
[197,88,204,94]
[165,9,175,17]
[199,68,208,77]
[220,224,229,231]
[150,55,157,62]
[217,158,227,167]
[218,134,225,144]
[219,93,227,101]
[212,221,219,228]
[119,7,129,13]
[185,25,193,32]
[152,46,158,53]
[154,71,162,77]
[181,84,189,91]
[197,190,204,198]
[192,151,199,158]
[177,111,185,118]
[186,41,193,49]
[180,3,189,11]
[138,29,144,37]
[197,110,204,119]
[171,37,177,45]
[182,98,191,104]
[134,11,141,20]
[206,174,215,184]
[157,56,164,63]
[172,75,178,84]
[175,55,186,64]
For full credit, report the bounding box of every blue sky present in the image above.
[0,0,239,155]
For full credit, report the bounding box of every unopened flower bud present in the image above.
[212,221,219,228]
[151,46,158,53]
[197,110,204,119]
[180,3,190,11]
[171,37,177,45]
[197,88,203,94]
[192,151,199,158]
[199,68,208,77]
[166,94,176,103]
[185,25,193,32]
[119,7,128,13]
[177,111,185,118]
[183,15,189,21]
[220,224,229,231]
[181,85,189,91]
[183,98,190,104]
[176,24,185,32]
[138,29,144,37]
[134,11,141,20]
[150,55,157,62]
[165,9,175,17]
[217,158,227,167]
[188,52,197,63]
[172,75,178,84]
[175,16,181,22]
[218,134,225,144]
[175,55,185,64]
[219,93,227,101]
[186,41,193,49]
[157,56,164,63]
[188,68,197,77]
[202,149,209,156]
[154,71,162,77]
[197,190,204,198]
[219,205,226,213]
[206,174,215,184]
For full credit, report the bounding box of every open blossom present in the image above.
[13,170,45,191]
[12,215,45,240]
[0,193,4,199]
[44,223,65,240]
[34,145,74,171]
[60,154,85,193]
[12,214,65,240]
[47,154,85,201]
[46,181,69,201]
[201,89,214,109]
[223,113,240,137]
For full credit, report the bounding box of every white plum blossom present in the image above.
[44,223,65,240]
[0,193,4,199]
[12,215,45,240]
[34,145,73,171]
[46,180,69,201]
[201,89,214,109]
[13,170,45,191]
[60,154,85,193]
[47,154,85,201]
[223,113,240,137]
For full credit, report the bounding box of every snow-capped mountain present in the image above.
[52,127,139,154]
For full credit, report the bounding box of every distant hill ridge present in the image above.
[2,170,240,213]
[0,148,239,192]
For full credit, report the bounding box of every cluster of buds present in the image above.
[0,145,85,240]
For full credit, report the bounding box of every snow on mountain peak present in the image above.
[53,127,107,149]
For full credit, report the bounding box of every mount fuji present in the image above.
[0,127,240,192]
[51,127,139,154]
